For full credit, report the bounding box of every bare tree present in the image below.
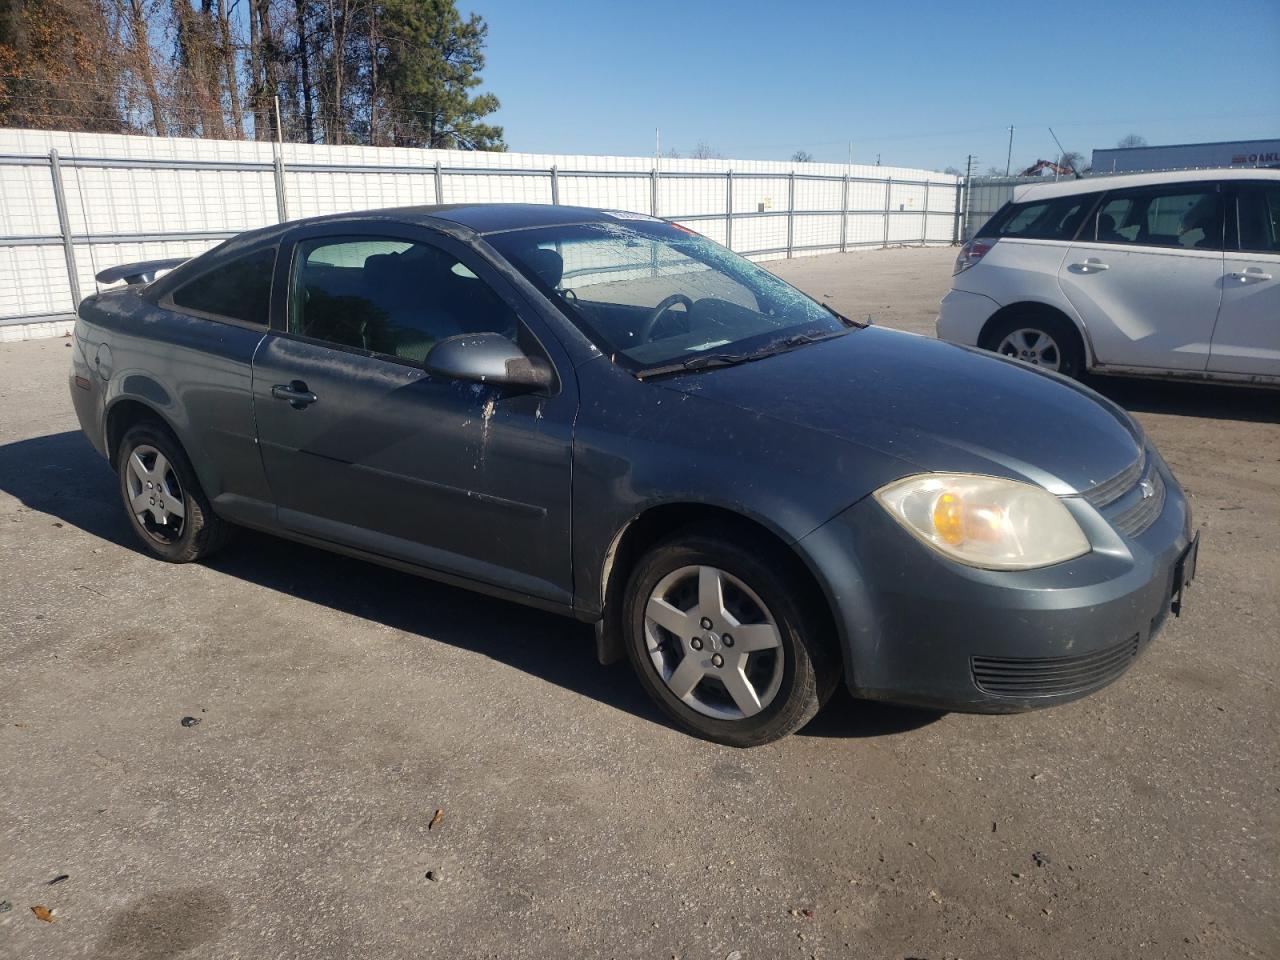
[1117,133,1148,149]
[791,149,813,163]
[690,139,722,160]
[120,0,165,133]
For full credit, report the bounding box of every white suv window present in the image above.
[1236,183,1280,253]
[980,195,1092,241]
[1092,185,1223,250]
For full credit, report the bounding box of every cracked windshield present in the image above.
[489,218,849,371]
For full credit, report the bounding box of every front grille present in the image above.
[1111,469,1166,537]
[971,634,1140,698]
[1081,453,1145,508]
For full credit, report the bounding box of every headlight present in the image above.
[874,474,1090,570]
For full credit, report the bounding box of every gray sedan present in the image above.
[69,204,1198,745]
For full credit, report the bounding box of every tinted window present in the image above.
[171,247,276,324]
[1236,183,1280,253]
[1091,185,1223,250]
[981,195,1092,241]
[289,237,518,363]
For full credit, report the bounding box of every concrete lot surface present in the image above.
[2,246,1277,959]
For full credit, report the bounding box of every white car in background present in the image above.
[937,168,1280,386]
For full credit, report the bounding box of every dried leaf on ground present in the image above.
[428,808,444,831]
[31,905,55,922]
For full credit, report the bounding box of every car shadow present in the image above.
[0,430,939,743]
[1083,375,1279,424]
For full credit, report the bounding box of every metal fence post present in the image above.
[48,149,82,308]
[273,155,289,222]
[433,160,444,204]
[882,176,893,248]
[921,181,930,246]
[550,165,560,205]
[786,171,795,258]
[725,170,733,251]
[952,180,962,244]
[839,174,849,253]
[650,167,659,216]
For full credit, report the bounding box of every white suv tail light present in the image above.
[954,237,996,275]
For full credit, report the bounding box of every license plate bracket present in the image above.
[1171,531,1199,617]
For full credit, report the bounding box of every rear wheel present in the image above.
[622,531,837,747]
[982,311,1084,379]
[117,422,230,563]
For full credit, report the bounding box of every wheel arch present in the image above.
[104,396,181,469]
[978,300,1094,367]
[594,501,842,671]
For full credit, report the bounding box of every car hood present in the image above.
[655,327,1143,495]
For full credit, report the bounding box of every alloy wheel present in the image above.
[125,444,186,543]
[996,327,1061,370]
[643,565,784,720]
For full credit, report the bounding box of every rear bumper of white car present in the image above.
[936,288,1000,346]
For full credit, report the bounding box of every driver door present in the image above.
[250,225,577,608]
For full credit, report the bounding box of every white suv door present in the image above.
[1056,182,1225,371]
[1209,181,1280,378]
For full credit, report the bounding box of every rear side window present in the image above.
[978,195,1092,241]
[1090,184,1223,250]
[171,247,276,325]
[1236,183,1280,253]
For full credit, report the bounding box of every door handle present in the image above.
[1230,267,1273,282]
[1073,257,1110,273]
[271,381,318,408]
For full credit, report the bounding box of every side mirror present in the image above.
[424,332,554,391]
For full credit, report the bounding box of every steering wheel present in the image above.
[638,293,694,343]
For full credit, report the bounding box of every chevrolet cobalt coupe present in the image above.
[69,204,1198,746]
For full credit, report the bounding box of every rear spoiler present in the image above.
[95,258,190,286]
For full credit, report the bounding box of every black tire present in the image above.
[622,529,839,747]
[981,310,1085,379]
[116,421,231,563]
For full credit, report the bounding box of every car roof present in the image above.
[145,203,654,296]
[274,203,639,237]
[1013,167,1280,203]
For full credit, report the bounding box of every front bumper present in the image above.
[799,458,1194,712]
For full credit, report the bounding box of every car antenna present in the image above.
[1047,126,1082,180]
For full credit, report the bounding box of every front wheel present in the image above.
[117,421,230,563]
[622,531,837,747]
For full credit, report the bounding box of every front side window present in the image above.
[1236,183,1280,253]
[1091,184,1223,250]
[486,219,847,371]
[288,237,518,363]
[171,247,275,325]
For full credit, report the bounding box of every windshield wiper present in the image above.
[634,330,847,380]
[824,303,870,328]
[634,352,754,380]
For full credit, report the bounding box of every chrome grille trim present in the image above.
[1080,452,1146,508]
[1112,468,1166,537]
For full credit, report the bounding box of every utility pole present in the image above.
[1005,125,1015,176]
[655,127,660,171]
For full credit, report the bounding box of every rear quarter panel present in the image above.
[77,289,270,511]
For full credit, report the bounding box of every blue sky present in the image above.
[471,0,1280,171]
